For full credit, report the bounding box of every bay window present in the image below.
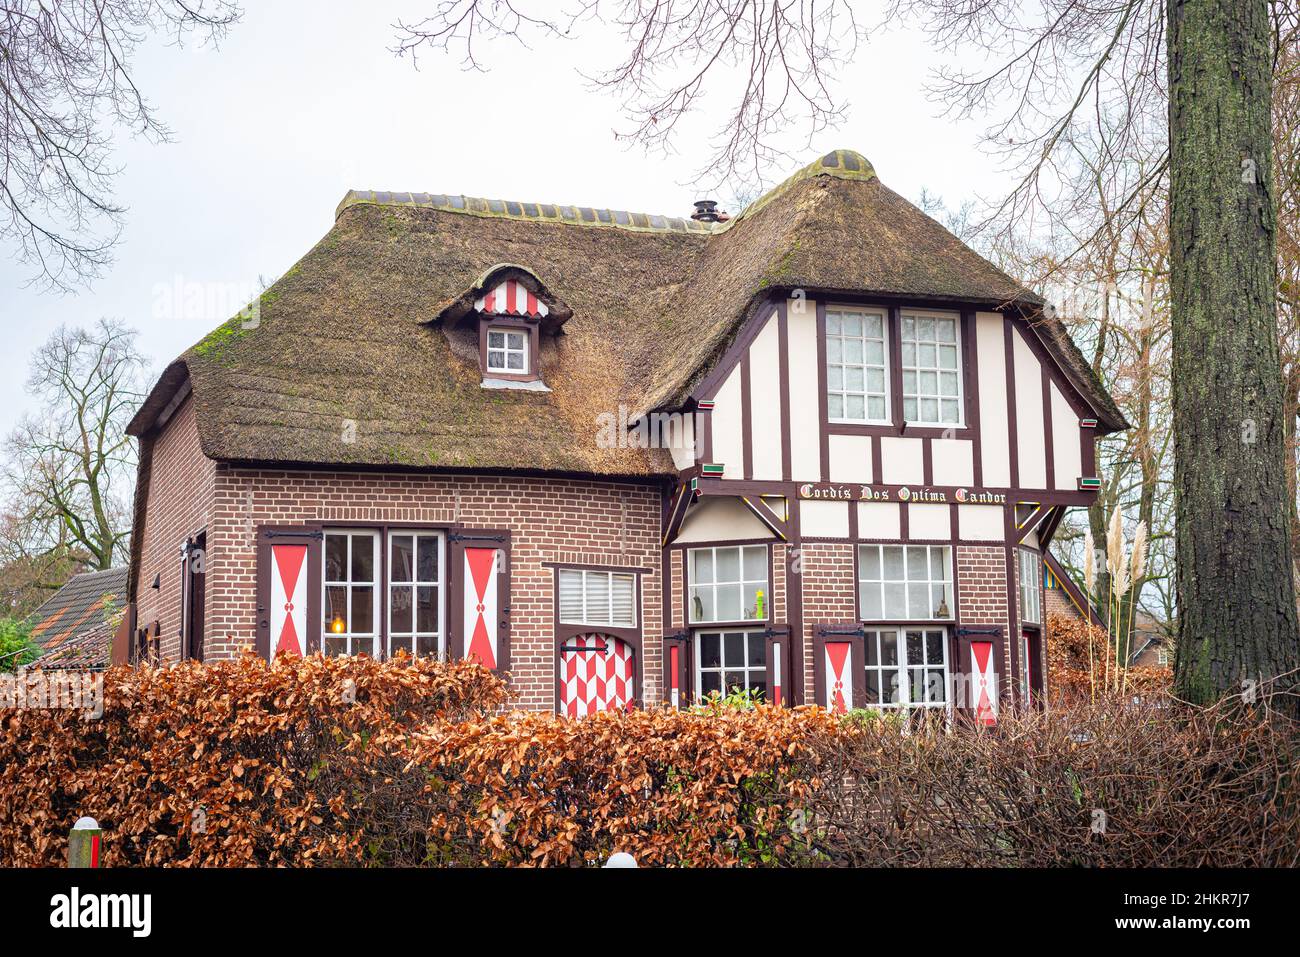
[858,545,953,621]
[900,311,962,426]
[688,545,768,623]
[559,568,637,627]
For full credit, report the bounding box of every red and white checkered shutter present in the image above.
[256,528,322,660]
[560,635,635,717]
[450,529,511,672]
[971,640,998,726]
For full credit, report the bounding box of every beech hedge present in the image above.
[1,653,1296,867]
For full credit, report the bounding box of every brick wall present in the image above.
[799,542,856,702]
[134,396,217,660]
[1045,585,1080,621]
[198,466,663,711]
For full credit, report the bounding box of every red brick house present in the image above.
[120,149,1126,721]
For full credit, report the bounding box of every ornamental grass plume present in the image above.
[1122,521,1149,695]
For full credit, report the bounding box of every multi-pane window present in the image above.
[324,529,445,658]
[858,545,953,620]
[863,628,949,709]
[826,308,889,422]
[696,629,768,700]
[688,545,768,623]
[388,532,443,657]
[324,530,379,656]
[558,569,637,627]
[1018,549,1041,624]
[900,312,962,425]
[486,327,528,374]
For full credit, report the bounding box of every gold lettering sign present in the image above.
[797,483,1007,505]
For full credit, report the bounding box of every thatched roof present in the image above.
[127,149,1125,476]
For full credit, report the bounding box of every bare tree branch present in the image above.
[0,0,240,291]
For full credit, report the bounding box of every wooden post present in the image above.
[68,816,102,868]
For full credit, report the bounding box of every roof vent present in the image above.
[691,199,724,223]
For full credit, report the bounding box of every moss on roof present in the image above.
[129,148,1125,475]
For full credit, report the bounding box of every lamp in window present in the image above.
[934,596,951,619]
[329,615,345,635]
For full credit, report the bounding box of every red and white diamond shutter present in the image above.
[256,528,322,660]
[971,640,998,726]
[451,529,511,672]
[560,635,635,717]
[824,642,853,713]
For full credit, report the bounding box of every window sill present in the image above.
[481,376,550,392]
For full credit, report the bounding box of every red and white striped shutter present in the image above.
[766,631,790,707]
[824,641,853,713]
[450,530,511,672]
[256,528,322,660]
[474,279,549,318]
[663,634,689,707]
[560,635,635,717]
[971,640,998,726]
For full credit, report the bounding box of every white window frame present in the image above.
[1018,548,1042,624]
[899,308,964,427]
[694,628,768,700]
[863,627,950,710]
[825,305,891,424]
[558,568,638,628]
[485,326,529,375]
[687,545,769,624]
[386,530,446,658]
[323,529,381,657]
[858,544,954,621]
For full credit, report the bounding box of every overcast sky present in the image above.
[0,1,1012,435]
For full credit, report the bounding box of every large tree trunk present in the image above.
[1168,0,1300,708]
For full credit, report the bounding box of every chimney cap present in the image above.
[691,199,722,223]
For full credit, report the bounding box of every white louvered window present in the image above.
[558,569,636,627]
[900,311,963,426]
[826,307,890,423]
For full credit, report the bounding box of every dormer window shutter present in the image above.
[449,528,512,673]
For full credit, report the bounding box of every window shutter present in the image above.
[663,632,690,707]
[812,623,866,713]
[256,527,323,660]
[765,628,791,707]
[449,528,512,672]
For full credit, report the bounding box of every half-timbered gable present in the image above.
[123,148,1125,721]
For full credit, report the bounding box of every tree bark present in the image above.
[1168,0,1300,708]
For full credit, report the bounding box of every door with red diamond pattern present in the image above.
[559,634,635,717]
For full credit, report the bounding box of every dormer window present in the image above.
[486,327,529,375]
[433,265,572,392]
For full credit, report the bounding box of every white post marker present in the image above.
[69,816,102,868]
[604,851,638,868]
